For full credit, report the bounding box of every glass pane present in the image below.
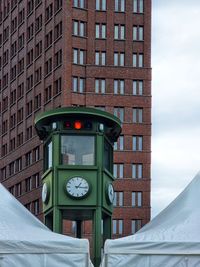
[80,22,84,36]
[79,78,84,93]
[139,26,143,40]
[132,220,136,234]
[121,0,125,12]
[133,0,137,12]
[61,136,95,165]
[114,25,118,39]
[120,53,124,66]
[132,164,136,178]
[104,140,112,172]
[133,80,137,95]
[96,0,100,10]
[101,79,106,93]
[73,21,78,35]
[133,26,137,40]
[95,79,99,93]
[113,164,117,178]
[47,141,52,169]
[119,164,123,178]
[139,81,143,95]
[138,136,143,151]
[114,53,118,66]
[132,192,136,206]
[80,50,84,64]
[121,26,125,39]
[96,24,100,38]
[114,80,118,94]
[73,77,78,92]
[120,80,124,94]
[115,0,119,11]
[73,49,78,64]
[139,0,143,13]
[139,54,143,67]
[138,164,142,178]
[95,52,99,65]
[102,0,106,10]
[102,52,106,65]
[102,25,106,38]
[133,54,137,67]
[138,192,142,206]
[112,220,117,234]
[119,220,123,234]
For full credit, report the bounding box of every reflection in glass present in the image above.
[61,135,95,165]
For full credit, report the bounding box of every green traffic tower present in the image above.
[34,107,121,267]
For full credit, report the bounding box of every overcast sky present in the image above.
[152,0,200,217]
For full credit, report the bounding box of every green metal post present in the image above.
[53,207,62,233]
[93,208,102,267]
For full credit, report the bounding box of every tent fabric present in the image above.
[101,172,200,267]
[0,183,92,267]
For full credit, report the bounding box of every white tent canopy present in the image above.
[0,183,92,267]
[101,172,200,267]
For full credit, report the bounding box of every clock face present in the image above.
[66,177,90,198]
[42,183,49,204]
[108,183,114,204]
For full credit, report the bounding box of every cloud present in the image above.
[152,1,200,217]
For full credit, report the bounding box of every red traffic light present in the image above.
[74,120,82,130]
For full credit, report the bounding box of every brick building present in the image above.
[0,0,151,238]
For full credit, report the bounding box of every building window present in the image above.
[96,0,106,11]
[115,0,125,12]
[10,137,16,151]
[34,94,41,110]
[25,202,31,211]
[26,126,33,141]
[26,74,33,91]
[9,162,15,176]
[72,77,85,93]
[113,164,124,179]
[95,51,106,65]
[18,33,25,49]
[133,80,143,95]
[54,77,62,95]
[17,108,24,123]
[17,132,23,147]
[45,85,52,102]
[114,25,125,40]
[133,136,143,151]
[27,23,34,40]
[132,192,142,207]
[33,199,39,215]
[35,40,42,58]
[73,0,85,8]
[133,0,143,13]
[18,58,25,74]
[45,30,53,48]
[45,3,53,21]
[35,67,42,83]
[26,100,33,116]
[73,20,86,37]
[132,219,142,234]
[15,157,22,172]
[27,49,34,65]
[114,107,124,122]
[114,52,125,66]
[1,167,7,180]
[10,113,16,129]
[133,25,144,41]
[15,183,22,197]
[34,173,40,188]
[114,80,124,94]
[132,164,143,179]
[95,79,106,94]
[133,53,143,68]
[73,48,85,65]
[2,144,8,157]
[113,192,123,207]
[112,219,123,234]
[35,14,43,32]
[25,151,32,166]
[33,146,40,162]
[95,24,106,39]
[114,135,124,151]
[54,21,62,40]
[133,108,143,123]
[55,49,62,67]
[45,58,52,76]
[55,0,63,11]
[18,8,25,24]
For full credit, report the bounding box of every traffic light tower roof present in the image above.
[34,107,122,142]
